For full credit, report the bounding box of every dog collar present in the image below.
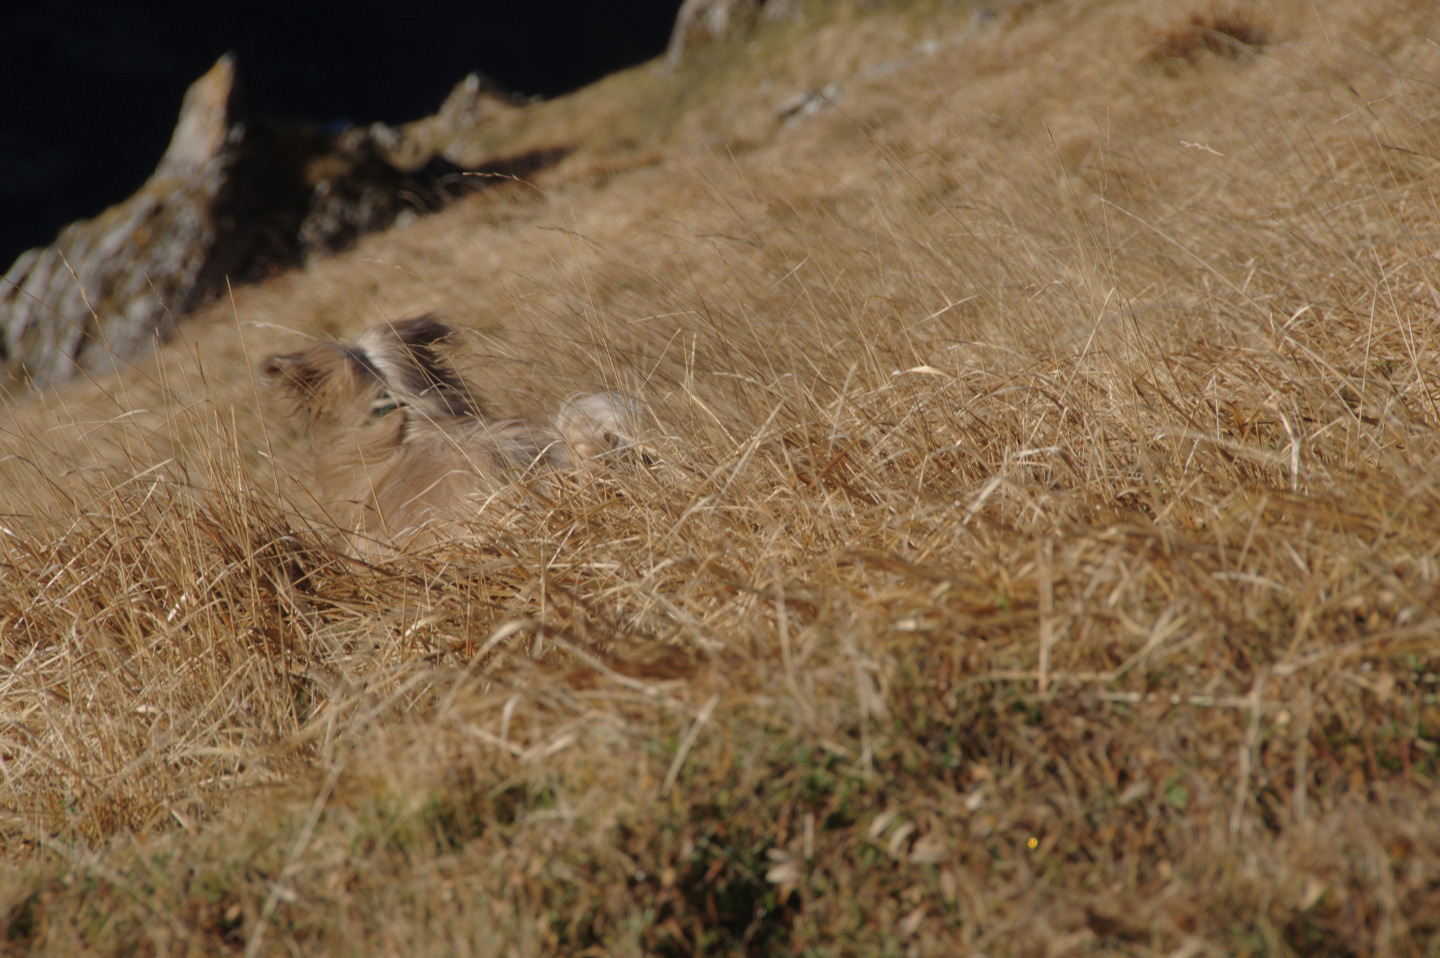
[367,396,405,423]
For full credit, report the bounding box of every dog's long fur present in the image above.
[260,315,643,553]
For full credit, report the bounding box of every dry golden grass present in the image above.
[5,0,1440,954]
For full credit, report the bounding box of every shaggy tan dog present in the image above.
[260,315,643,554]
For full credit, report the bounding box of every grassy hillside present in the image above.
[4,0,1440,953]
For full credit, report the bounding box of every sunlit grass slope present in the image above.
[4,0,1440,953]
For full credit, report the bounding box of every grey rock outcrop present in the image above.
[665,0,802,71]
[1,60,537,391]
[1,55,242,388]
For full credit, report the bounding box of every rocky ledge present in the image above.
[0,55,529,390]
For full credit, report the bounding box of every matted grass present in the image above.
[4,0,1440,954]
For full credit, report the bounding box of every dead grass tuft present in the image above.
[5,0,1440,954]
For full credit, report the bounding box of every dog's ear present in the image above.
[259,343,364,405]
[387,315,455,349]
[363,316,480,416]
[259,351,314,394]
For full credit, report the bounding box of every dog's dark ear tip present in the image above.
[259,354,297,384]
[391,314,455,347]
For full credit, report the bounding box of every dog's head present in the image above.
[260,315,479,426]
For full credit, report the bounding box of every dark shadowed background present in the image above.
[0,0,683,271]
